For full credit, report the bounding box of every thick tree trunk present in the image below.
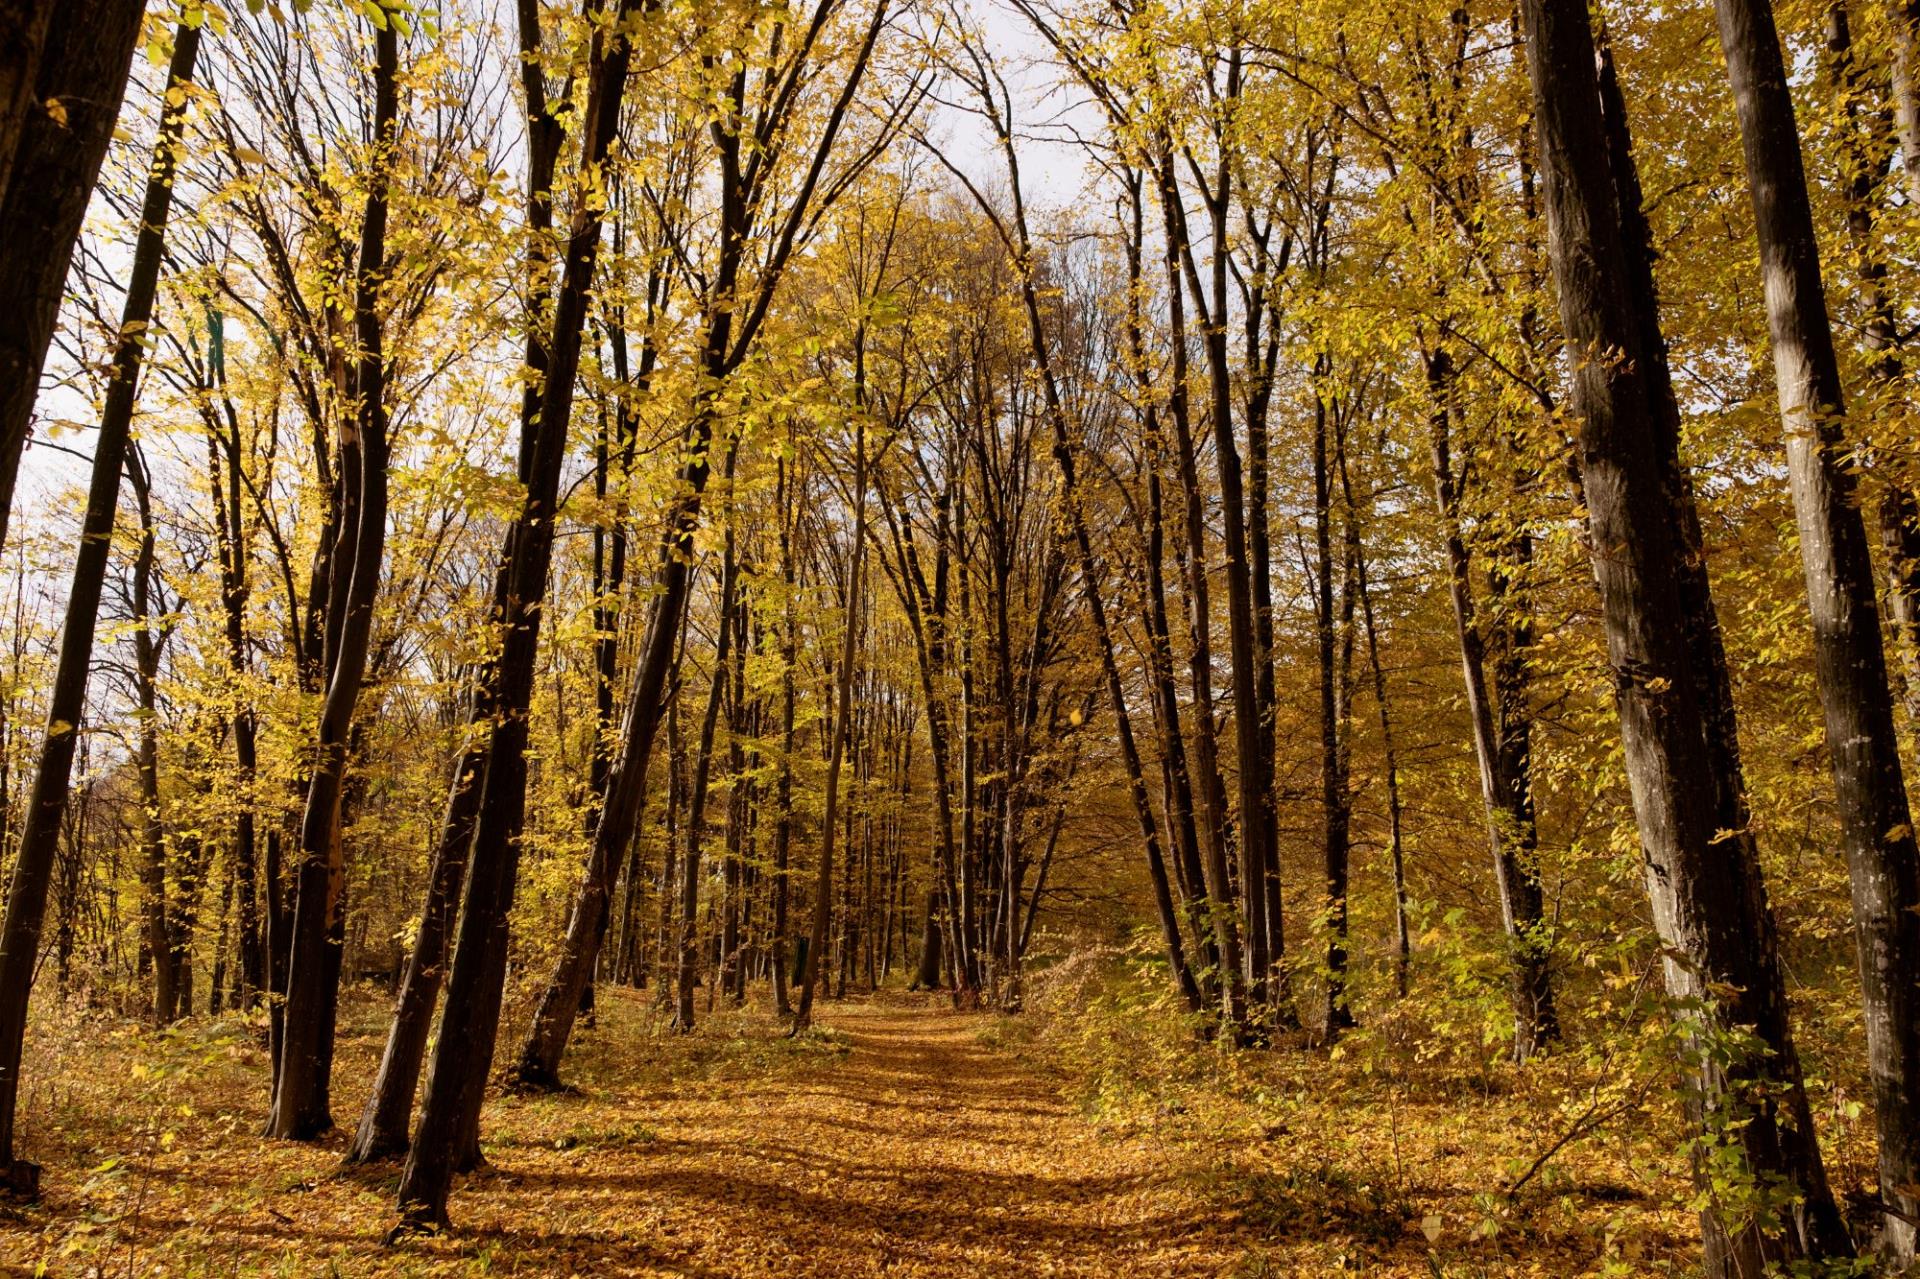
[0,24,200,1194]
[0,0,145,561]
[0,3,52,200]
[1520,0,1852,1268]
[1713,0,1920,1257]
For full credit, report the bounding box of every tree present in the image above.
[1710,0,1920,1256]
[1517,0,1851,1267]
[0,18,203,1195]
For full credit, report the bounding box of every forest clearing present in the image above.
[4,0,1920,1274]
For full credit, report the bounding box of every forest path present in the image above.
[461,989,1245,1277]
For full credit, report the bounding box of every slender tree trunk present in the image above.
[1152,142,1246,1031]
[1346,467,1409,999]
[986,138,1204,1014]
[796,421,867,1031]
[268,18,399,1140]
[672,482,739,1032]
[772,456,798,1014]
[205,353,263,1008]
[395,1,640,1227]
[1713,0,1920,1256]
[0,24,200,1193]
[1121,172,1217,1003]
[1423,347,1556,1059]
[129,459,174,1022]
[1311,368,1355,1037]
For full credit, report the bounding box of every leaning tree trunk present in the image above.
[0,3,52,200]
[348,0,574,1165]
[344,745,485,1163]
[395,3,641,1226]
[0,0,145,562]
[1520,0,1853,1270]
[1712,0,1920,1258]
[0,23,201,1195]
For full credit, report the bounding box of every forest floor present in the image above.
[0,983,1703,1277]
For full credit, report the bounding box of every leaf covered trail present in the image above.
[528,992,1241,1276]
[1,990,1256,1277]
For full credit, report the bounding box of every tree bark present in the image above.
[1519,0,1852,1267]
[672,470,739,1032]
[1423,347,1556,1059]
[1713,0,1920,1257]
[1151,140,1246,1032]
[268,16,399,1140]
[795,420,867,1031]
[0,22,200,1194]
[0,0,145,561]
[395,3,642,1226]
[0,2,52,200]
[344,745,485,1163]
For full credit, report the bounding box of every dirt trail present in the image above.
[2,990,1256,1277]
[454,991,1245,1277]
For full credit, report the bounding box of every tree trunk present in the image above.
[1311,367,1356,1037]
[796,420,867,1031]
[129,455,174,1022]
[1423,347,1556,1059]
[0,0,145,562]
[0,23,200,1193]
[1520,0,1852,1267]
[344,745,485,1163]
[0,3,52,200]
[1152,142,1246,1032]
[395,4,641,1225]
[672,478,738,1032]
[1713,0,1920,1257]
[204,347,263,1008]
[268,17,399,1140]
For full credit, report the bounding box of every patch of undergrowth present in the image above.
[551,1120,657,1151]
[1200,1156,1415,1245]
[999,939,1779,1274]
